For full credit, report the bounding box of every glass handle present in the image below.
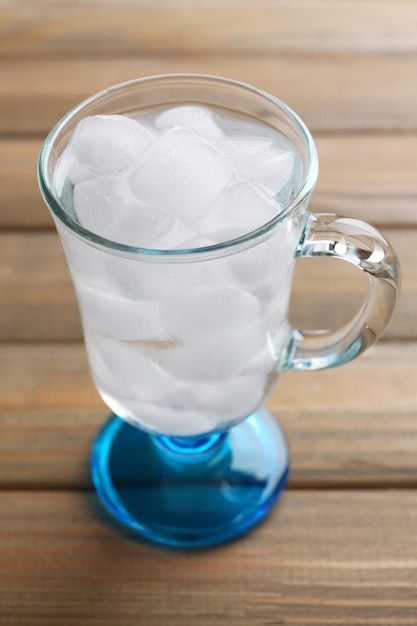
[284,213,400,371]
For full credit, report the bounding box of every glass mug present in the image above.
[38,75,399,548]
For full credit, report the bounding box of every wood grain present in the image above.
[0,233,81,341]
[0,1,415,623]
[314,134,417,224]
[0,139,54,228]
[2,56,417,134]
[1,342,416,489]
[1,489,417,625]
[0,229,410,341]
[1,0,417,56]
[3,135,417,229]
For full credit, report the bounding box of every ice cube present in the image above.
[63,215,188,303]
[216,136,295,195]
[73,176,133,234]
[198,182,280,240]
[53,145,93,195]
[161,339,239,382]
[256,273,293,325]
[159,286,260,341]
[177,373,266,424]
[152,218,196,250]
[160,319,268,383]
[85,333,176,403]
[74,250,220,304]
[112,254,228,305]
[62,234,168,302]
[223,182,280,225]
[110,399,214,437]
[76,283,167,341]
[130,128,234,224]
[113,204,175,248]
[225,207,306,293]
[73,115,153,176]
[73,177,174,247]
[216,226,289,292]
[154,105,224,140]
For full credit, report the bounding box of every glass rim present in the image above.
[38,73,319,260]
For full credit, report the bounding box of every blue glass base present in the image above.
[90,408,289,549]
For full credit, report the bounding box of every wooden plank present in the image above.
[1,0,417,57]
[1,342,417,489]
[2,135,417,229]
[314,134,417,224]
[2,56,417,134]
[0,229,410,341]
[0,233,81,341]
[1,489,417,625]
[0,139,54,228]
[0,344,97,412]
[0,409,105,489]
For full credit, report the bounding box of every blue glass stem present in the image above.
[91,409,290,548]
[155,432,226,457]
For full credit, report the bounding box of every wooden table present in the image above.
[1,2,417,624]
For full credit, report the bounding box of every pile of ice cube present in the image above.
[55,105,299,436]
[56,105,295,248]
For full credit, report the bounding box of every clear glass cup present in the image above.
[38,75,400,548]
